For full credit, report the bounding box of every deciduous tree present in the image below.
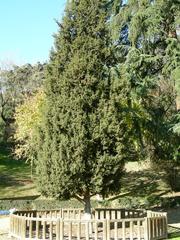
[0,62,45,141]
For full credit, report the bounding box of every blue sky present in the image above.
[0,0,66,65]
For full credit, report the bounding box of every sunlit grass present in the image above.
[0,144,38,199]
[169,237,180,240]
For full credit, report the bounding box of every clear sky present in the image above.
[0,0,66,65]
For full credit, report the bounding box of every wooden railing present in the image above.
[9,208,168,240]
[15,208,146,220]
[16,209,85,220]
[94,208,146,220]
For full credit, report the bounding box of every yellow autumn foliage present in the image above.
[14,90,45,161]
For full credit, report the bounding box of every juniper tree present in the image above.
[36,0,136,213]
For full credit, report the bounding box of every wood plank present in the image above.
[43,220,46,239]
[21,217,26,240]
[137,220,141,240]
[29,220,33,239]
[69,222,72,240]
[49,221,53,240]
[77,222,81,240]
[103,220,107,240]
[130,221,133,240]
[114,221,118,240]
[94,221,98,240]
[144,218,150,240]
[68,222,72,240]
[56,219,60,240]
[107,219,110,240]
[122,221,126,240]
[60,220,64,240]
[36,220,39,239]
[86,221,90,240]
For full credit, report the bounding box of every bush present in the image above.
[142,195,162,208]
[0,199,84,211]
[0,200,31,210]
[117,195,166,209]
[164,167,180,192]
[161,197,180,208]
[118,197,142,209]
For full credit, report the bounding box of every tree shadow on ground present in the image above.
[168,225,180,239]
[167,205,180,225]
[0,174,29,187]
[0,143,31,178]
[121,169,168,198]
[0,195,40,200]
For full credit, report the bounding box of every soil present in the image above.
[0,216,10,240]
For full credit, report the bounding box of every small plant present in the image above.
[118,197,142,209]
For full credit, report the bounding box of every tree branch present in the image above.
[74,194,84,204]
[106,192,130,201]
[90,193,96,198]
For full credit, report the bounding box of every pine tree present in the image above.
[36,0,134,213]
[112,0,180,190]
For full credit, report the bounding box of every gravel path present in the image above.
[0,217,10,239]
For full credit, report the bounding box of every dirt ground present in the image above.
[0,216,10,239]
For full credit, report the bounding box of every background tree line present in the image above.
[0,62,46,142]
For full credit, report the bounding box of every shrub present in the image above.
[0,199,83,211]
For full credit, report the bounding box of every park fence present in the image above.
[9,208,168,240]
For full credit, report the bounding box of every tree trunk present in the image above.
[83,191,92,233]
[84,191,91,215]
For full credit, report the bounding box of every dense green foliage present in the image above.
[112,0,180,190]
[35,0,138,213]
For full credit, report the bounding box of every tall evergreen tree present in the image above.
[112,0,180,190]
[36,0,135,213]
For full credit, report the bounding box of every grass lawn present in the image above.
[0,144,38,199]
[168,225,180,239]
[0,143,173,202]
[172,238,180,240]
[169,237,180,240]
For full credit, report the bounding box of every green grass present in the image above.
[169,237,180,240]
[168,226,180,239]
[0,143,38,199]
[168,236,180,240]
[171,238,180,240]
[0,147,175,203]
